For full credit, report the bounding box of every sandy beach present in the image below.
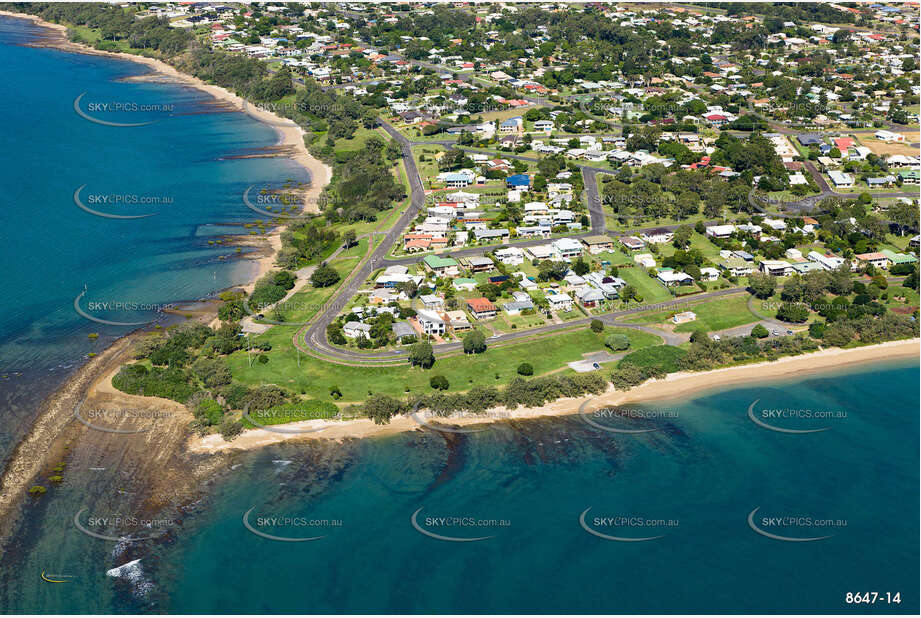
[188,338,920,453]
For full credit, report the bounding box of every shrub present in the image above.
[430,375,449,390]
[517,362,534,376]
[590,319,604,333]
[750,324,769,338]
[605,333,631,350]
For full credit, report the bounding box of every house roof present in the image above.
[423,255,458,269]
[467,297,497,312]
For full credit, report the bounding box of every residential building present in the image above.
[581,235,615,254]
[466,297,498,320]
[423,254,459,276]
[759,260,793,276]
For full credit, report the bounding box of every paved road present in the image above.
[300,118,426,361]
[582,167,607,234]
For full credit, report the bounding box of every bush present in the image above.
[808,322,826,338]
[195,399,225,426]
[590,319,604,333]
[750,324,769,338]
[463,330,487,354]
[218,418,244,441]
[604,333,630,350]
[310,263,340,288]
[517,362,534,376]
[430,375,449,390]
[776,302,809,323]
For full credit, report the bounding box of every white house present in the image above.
[343,321,372,339]
[759,260,793,276]
[546,292,573,312]
[416,309,446,335]
[552,238,583,260]
[705,224,736,239]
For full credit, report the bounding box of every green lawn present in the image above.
[673,295,758,333]
[617,266,672,303]
[227,326,661,404]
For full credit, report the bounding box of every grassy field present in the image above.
[617,266,672,303]
[227,326,661,403]
[623,293,755,332]
[672,294,757,332]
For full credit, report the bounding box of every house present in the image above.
[495,247,524,266]
[499,116,523,134]
[576,286,605,308]
[416,309,447,335]
[828,170,854,188]
[343,321,372,339]
[465,256,495,273]
[546,292,573,312]
[718,258,754,277]
[420,294,444,309]
[503,299,534,315]
[552,237,583,260]
[634,253,656,268]
[759,260,793,276]
[672,311,697,324]
[641,228,673,244]
[854,252,890,269]
[705,224,736,239]
[473,228,510,243]
[807,251,846,271]
[533,119,554,133]
[466,297,497,320]
[445,310,471,331]
[898,170,920,184]
[657,269,694,287]
[581,235,615,254]
[526,244,554,261]
[875,130,904,143]
[620,236,645,250]
[506,174,530,189]
[867,175,896,188]
[699,267,720,282]
[423,254,459,276]
[392,321,416,341]
[440,171,475,188]
[452,277,478,291]
[880,249,917,266]
[584,272,625,299]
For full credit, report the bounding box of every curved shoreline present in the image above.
[0,11,330,528]
[188,338,920,453]
[0,9,332,288]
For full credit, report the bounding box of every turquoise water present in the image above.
[0,16,307,460]
[5,359,906,614]
[0,16,918,615]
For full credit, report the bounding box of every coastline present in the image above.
[0,9,332,292]
[188,338,921,453]
[0,10,330,529]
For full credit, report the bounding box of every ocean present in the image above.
[0,15,308,461]
[0,15,918,616]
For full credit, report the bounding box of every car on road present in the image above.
[592,362,600,369]
[772,329,779,336]
[786,329,793,335]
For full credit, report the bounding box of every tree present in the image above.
[409,341,435,368]
[750,324,769,338]
[430,375,449,390]
[673,224,693,249]
[823,322,855,347]
[777,302,809,323]
[343,230,357,248]
[310,263,340,288]
[748,272,777,299]
[516,362,533,376]
[573,257,590,276]
[605,333,630,350]
[463,330,486,354]
[590,319,604,333]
